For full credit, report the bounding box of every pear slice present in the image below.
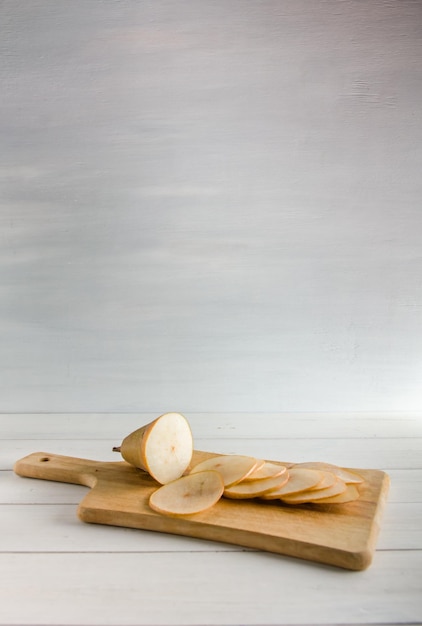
[223,472,290,499]
[313,484,361,504]
[149,470,224,517]
[260,468,323,499]
[293,462,364,484]
[190,455,259,487]
[243,462,287,482]
[116,412,193,484]
[309,469,337,490]
[281,479,347,504]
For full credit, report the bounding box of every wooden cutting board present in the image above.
[14,450,389,570]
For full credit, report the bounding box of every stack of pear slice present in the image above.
[223,459,364,504]
[114,414,365,518]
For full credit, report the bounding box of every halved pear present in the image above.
[293,461,364,484]
[281,479,347,504]
[223,472,290,499]
[260,468,323,499]
[243,462,287,482]
[149,470,224,517]
[190,454,259,487]
[117,412,193,484]
[313,484,361,504]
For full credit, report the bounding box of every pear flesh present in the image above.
[292,461,364,484]
[119,412,193,485]
[309,469,338,490]
[243,462,287,482]
[224,471,290,499]
[117,415,365,512]
[312,484,360,504]
[261,468,324,499]
[149,470,224,516]
[190,454,259,487]
[280,479,347,504]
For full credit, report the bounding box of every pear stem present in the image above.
[112,446,121,452]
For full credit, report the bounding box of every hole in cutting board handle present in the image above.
[39,456,50,462]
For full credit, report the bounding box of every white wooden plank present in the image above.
[0,440,120,470]
[196,437,422,470]
[0,471,89,504]
[0,502,419,552]
[2,437,421,470]
[0,551,421,625]
[386,469,422,504]
[0,412,421,626]
[2,468,421,505]
[2,412,422,439]
[0,504,241,554]
[377,503,422,550]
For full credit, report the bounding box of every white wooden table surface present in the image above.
[1,412,421,626]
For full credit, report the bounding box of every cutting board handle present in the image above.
[14,451,106,488]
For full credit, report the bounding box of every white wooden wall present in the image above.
[1,0,421,413]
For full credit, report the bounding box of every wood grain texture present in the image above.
[1,551,421,626]
[3,466,420,505]
[1,411,421,626]
[14,450,389,570]
[3,412,422,439]
[2,501,421,551]
[3,435,421,470]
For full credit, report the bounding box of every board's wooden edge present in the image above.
[14,451,390,571]
[363,470,390,566]
[13,451,102,488]
[77,467,391,572]
[76,496,374,571]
